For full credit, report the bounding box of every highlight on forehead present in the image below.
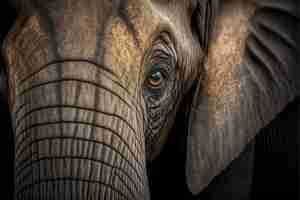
[114,0,156,49]
[103,17,146,95]
[117,0,140,47]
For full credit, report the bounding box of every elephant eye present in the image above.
[143,32,177,100]
[147,67,166,89]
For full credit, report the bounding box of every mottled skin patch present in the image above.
[204,1,256,126]
[54,1,98,58]
[104,0,160,96]
[4,13,53,111]
[104,17,143,95]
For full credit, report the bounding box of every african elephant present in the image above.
[1,0,299,199]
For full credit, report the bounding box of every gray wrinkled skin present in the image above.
[2,0,300,199]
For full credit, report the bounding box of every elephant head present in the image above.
[2,0,299,199]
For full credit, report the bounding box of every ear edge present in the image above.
[186,0,300,195]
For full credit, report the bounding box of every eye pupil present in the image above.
[151,71,162,81]
[148,70,164,87]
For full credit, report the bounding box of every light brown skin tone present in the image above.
[4,1,201,199]
[3,0,300,199]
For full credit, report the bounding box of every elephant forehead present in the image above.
[5,0,158,93]
[50,0,100,59]
[104,2,158,95]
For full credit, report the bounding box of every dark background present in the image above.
[1,1,17,200]
[148,89,299,200]
[1,1,299,199]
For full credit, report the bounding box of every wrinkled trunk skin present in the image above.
[13,61,149,200]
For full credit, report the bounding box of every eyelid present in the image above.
[144,32,177,87]
[149,46,176,74]
[152,49,171,60]
[152,40,174,58]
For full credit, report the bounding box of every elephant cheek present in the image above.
[12,61,149,200]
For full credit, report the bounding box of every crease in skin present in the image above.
[5,2,151,198]
[104,7,153,96]
[117,0,141,49]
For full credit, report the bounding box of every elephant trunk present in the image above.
[13,61,149,200]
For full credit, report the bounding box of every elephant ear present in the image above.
[186,0,300,195]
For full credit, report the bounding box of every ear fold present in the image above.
[192,0,218,53]
[186,0,300,194]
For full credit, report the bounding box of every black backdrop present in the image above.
[1,1,299,199]
[1,1,16,200]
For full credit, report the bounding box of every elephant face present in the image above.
[2,0,299,199]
